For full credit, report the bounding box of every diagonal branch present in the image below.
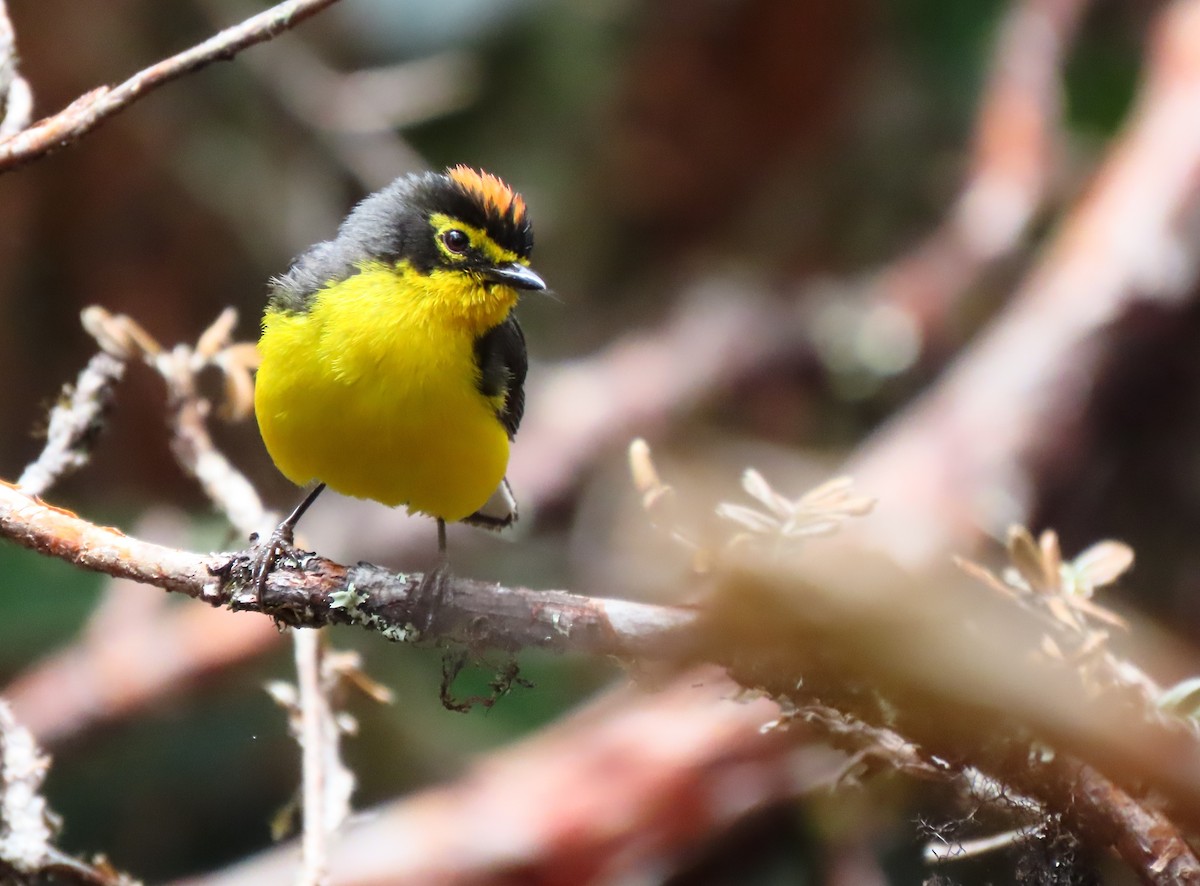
[847,0,1200,567]
[1,475,1198,881]
[0,0,343,173]
[868,0,1090,342]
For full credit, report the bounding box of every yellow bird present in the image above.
[252,166,545,586]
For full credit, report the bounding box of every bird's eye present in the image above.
[441,229,469,254]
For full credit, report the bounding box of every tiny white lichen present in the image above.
[328,584,368,616]
[0,702,54,871]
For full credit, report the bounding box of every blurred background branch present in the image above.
[1,0,1199,882]
[0,0,343,172]
[0,0,32,138]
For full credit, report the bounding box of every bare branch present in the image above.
[2,469,1199,881]
[17,353,125,498]
[285,632,353,886]
[158,315,273,538]
[0,701,131,885]
[0,700,55,875]
[702,545,1200,882]
[0,480,694,655]
[0,0,344,173]
[120,310,351,883]
[0,0,32,137]
[1070,762,1200,883]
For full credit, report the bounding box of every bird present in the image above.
[251,166,545,590]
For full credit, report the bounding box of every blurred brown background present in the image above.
[1,0,1193,882]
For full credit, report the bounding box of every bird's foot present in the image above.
[248,523,295,599]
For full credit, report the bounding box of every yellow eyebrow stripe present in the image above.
[430,213,519,265]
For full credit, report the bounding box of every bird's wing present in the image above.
[464,314,526,530]
[473,313,528,440]
[462,477,518,530]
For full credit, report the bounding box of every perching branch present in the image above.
[2,467,1200,882]
[0,480,698,659]
[0,0,344,173]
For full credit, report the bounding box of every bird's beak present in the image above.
[483,262,546,292]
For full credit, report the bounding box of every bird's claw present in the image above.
[249,524,295,598]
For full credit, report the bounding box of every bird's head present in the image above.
[419,165,545,293]
[350,166,544,292]
[270,167,546,321]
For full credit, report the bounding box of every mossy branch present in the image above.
[0,480,699,660]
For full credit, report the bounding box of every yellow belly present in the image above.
[254,264,515,522]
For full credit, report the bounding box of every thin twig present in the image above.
[140,313,350,884]
[75,308,350,882]
[925,826,1033,864]
[0,0,33,138]
[0,0,344,173]
[159,323,273,538]
[291,631,343,886]
[0,701,130,885]
[0,699,54,875]
[17,353,125,498]
[1,343,133,884]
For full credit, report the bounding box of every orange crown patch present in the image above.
[447,165,527,224]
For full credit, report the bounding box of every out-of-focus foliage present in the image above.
[0,0,1174,881]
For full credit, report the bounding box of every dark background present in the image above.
[0,0,1178,882]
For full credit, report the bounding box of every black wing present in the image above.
[473,314,527,440]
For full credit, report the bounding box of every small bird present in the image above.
[252,166,545,586]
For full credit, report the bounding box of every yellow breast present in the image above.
[255,262,517,522]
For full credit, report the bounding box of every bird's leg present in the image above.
[250,483,326,596]
[415,518,452,633]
